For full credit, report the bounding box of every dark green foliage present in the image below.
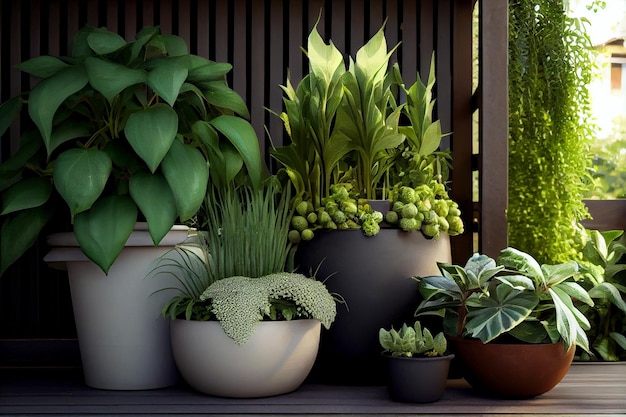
[508,0,595,264]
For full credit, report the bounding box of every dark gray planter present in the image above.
[385,354,454,403]
[296,226,451,384]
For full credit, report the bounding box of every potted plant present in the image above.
[269,19,463,383]
[577,229,626,361]
[414,247,594,398]
[159,178,337,398]
[0,25,261,390]
[379,320,453,403]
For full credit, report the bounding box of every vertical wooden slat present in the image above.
[436,0,453,136]
[249,0,265,155]
[479,0,508,257]
[450,0,475,263]
[329,0,346,55]
[231,0,247,102]
[266,0,286,154]
[196,0,210,58]
[419,0,434,78]
[177,0,191,44]
[287,0,303,88]
[401,0,417,86]
[347,0,364,55]
[214,0,229,64]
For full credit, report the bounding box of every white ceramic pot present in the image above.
[170,319,321,398]
[44,223,190,390]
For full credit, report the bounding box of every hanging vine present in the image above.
[508,0,596,264]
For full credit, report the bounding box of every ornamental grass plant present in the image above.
[159,179,336,343]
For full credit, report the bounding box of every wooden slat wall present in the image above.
[0,0,475,356]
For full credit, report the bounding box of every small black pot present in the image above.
[384,353,454,403]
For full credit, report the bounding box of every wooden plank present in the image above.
[1,364,624,415]
[583,199,626,231]
[450,0,475,263]
[478,0,509,258]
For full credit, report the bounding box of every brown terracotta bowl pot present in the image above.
[450,337,575,398]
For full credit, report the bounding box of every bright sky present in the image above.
[568,0,626,45]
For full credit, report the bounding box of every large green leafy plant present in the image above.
[0,25,261,274]
[271,21,463,243]
[414,247,594,352]
[577,230,626,361]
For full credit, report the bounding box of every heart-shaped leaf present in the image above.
[160,139,208,221]
[18,56,71,79]
[73,195,138,274]
[147,56,189,107]
[85,57,147,102]
[0,206,54,276]
[125,104,178,173]
[0,96,23,138]
[209,115,263,189]
[1,177,52,215]
[28,65,88,150]
[129,170,177,245]
[203,81,250,118]
[87,28,127,55]
[53,149,112,217]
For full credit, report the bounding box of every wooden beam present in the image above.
[478,0,508,257]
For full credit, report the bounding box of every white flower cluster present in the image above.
[200,272,337,345]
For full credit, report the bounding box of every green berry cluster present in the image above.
[384,182,464,238]
[287,183,384,243]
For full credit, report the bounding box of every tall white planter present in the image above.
[171,319,321,398]
[44,223,189,390]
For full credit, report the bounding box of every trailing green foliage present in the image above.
[414,247,594,352]
[577,230,626,361]
[379,320,448,358]
[508,0,595,264]
[0,25,261,274]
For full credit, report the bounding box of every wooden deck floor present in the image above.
[1,363,624,416]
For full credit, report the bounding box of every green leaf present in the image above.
[73,195,137,274]
[203,81,250,119]
[53,149,112,217]
[187,57,232,82]
[209,115,263,189]
[47,120,92,155]
[160,139,208,221]
[87,28,127,55]
[589,282,626,315]
[498,247,545,284]
[129,170,177,245]
[0,96,23,137]
[85,57,147,102]
[160,34,188,56]
[420,121,443,155]
[465,286,539,343]
[18,56,71,79]
[147,56,189,107]
[0,206,54,276]
[0,177,52,215]
[0,132,42,190]
[549,286,590,352]
[610,332,626,350]
[124,104,178,173]
[28,65,88,150]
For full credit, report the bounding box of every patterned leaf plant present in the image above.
[414,247,594,352]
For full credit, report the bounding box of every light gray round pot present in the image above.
[44,223,189,390]
[170,319,321,398]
